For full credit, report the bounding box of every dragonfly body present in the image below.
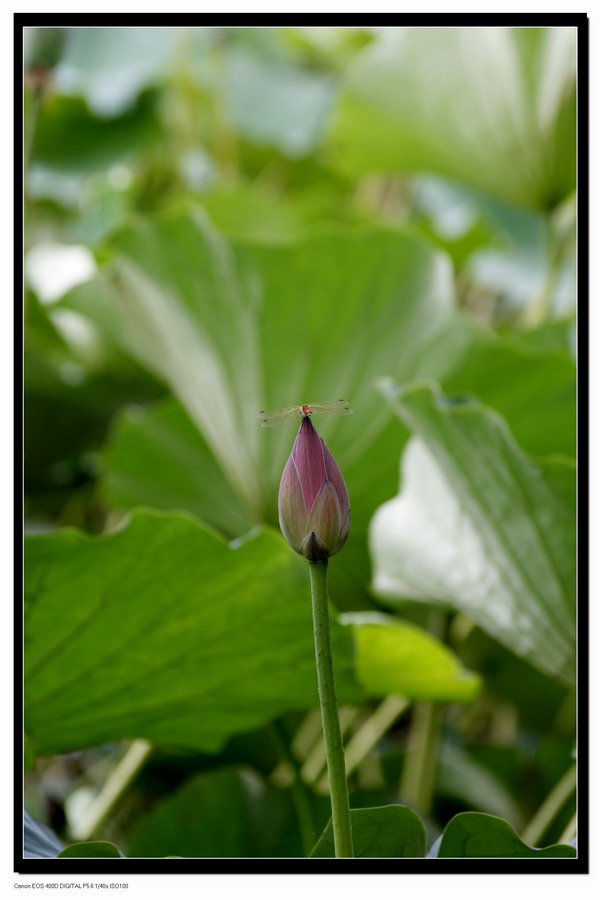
[258,399,353,427]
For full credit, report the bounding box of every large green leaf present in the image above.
[60,212,455,606]
[370,382,575,684]
[128,767,303,858]
[63,214,455,519]
[24,510,347,755]
[310,805,426,858]
[329,27,576,210]
[437,812,576,858]
[24,509,478,758]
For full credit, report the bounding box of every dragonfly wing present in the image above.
[307,400,353,418]
[257,406,300,427]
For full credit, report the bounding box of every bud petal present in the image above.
[278,415,351,561]
[322,443,350,522]
[306,480,343,554]
[291,417,328,512]
[337,508,351,551]
[278,456,308,553]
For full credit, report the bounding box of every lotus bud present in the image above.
[278,416,351,562]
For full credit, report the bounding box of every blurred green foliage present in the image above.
[24,25,577,860]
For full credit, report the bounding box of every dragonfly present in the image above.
[257,399,353,427]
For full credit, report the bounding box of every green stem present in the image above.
[308,559,354,858]
[301,706,359,786]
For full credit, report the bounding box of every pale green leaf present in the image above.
[370,382,575,683]
[225,48,336,157]
[342,613,480,703]
[329,27,575,210]
[54,27,174,117]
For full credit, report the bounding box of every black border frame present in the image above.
[15,11,589,877]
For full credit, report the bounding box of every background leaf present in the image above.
[128,766,305,858]
[58,841,123,858]
[224,47,336,157]
[24,509,478,758]
[370,382,575,684]
[436,743,522,827]
[31,93,162,174]
[419,317,576,459]
[51,27,174,117]
[329,27,576,210]
[437,812,576,858]
[310,805,426,858]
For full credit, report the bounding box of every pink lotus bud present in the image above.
[278,416,350,562]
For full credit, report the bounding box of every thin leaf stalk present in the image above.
[400,699,443,815]
[558,810,577,845]
[521,762,576,846]
[521,206,575,328]
[69,739,152,841]
[400,609,447,815]
[308,559,354,858]
[330,695,409,784]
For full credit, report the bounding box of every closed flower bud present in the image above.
[278,416,350,562]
